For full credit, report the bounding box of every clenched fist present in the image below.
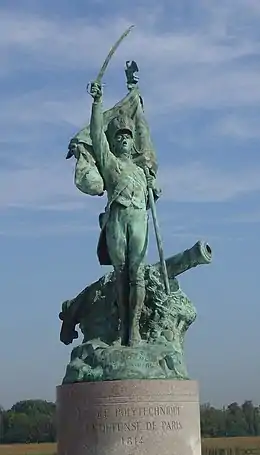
[88,82,102,102]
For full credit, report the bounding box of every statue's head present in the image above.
[107,114,135,158]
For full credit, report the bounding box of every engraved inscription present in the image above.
[121,436,144,446]
[115,405,180,418]
[92,404,180,420]
[146,421,156,430]
[161,421,182,431]
[96,408,108,419]
[87,420,157,433]
[85,402,183,451]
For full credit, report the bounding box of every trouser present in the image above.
[106,203,148,345]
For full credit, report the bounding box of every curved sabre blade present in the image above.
[67,25,135,159]
[96,24,135,83]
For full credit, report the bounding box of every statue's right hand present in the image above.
[88,82,102,101]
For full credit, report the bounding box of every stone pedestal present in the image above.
[56,380,201,455]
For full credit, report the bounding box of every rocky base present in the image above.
[60,241,213,385]
[62,340,188,383]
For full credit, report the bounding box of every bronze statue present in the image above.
[61,26,213,383]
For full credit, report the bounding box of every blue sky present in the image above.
[1,0,260,409]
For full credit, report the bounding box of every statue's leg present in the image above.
[128,267,146,346]
[106,204,129,345]
[114,265,129,345]
[127,208,148,346]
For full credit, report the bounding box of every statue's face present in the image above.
[114,131,133,157]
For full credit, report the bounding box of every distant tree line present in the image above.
[0,400,56,443]
[201,401,260,438]
[0,399,260,443]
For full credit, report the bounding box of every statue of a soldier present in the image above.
[68,61,161,347]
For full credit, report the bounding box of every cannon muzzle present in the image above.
[161,241,212,279]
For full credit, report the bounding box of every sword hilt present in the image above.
[86,81,104,95]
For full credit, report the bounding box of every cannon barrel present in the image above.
[59,241,212,344]
[156,241,212,279]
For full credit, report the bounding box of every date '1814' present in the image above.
[121,435,144,446]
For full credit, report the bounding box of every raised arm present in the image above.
[89,82,113,170]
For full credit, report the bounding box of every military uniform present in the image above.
[93,115,150,279]
[88,100,160,345]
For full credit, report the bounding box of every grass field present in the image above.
[0,444,55,455]
[1,438,260,455]
[202,437,260,454]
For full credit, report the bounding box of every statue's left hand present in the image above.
[146,173,155,189]
[69,143,86,160]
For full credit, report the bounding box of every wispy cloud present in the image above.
[0,222,98,237]
[1,5,260,111]
[222,210,260,224]
[0,161,80,210]
[2,159,260,211]
[1,1,260,224]
[159,162,260,202]
[215,114,260,139]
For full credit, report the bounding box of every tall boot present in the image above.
[128,283,145,346]
[115,269,129,346]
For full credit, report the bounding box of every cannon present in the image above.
[59,240,212,346]
[161,240,212,279]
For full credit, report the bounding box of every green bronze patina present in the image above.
[59,241,212,383]
[60,27,213,383]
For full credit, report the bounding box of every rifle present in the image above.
[144,167,170,295]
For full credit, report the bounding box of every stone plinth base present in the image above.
[56,380,201,455]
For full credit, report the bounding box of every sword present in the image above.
[85,24,135,99]
[92,24,135,86]
[66,24,135,159]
